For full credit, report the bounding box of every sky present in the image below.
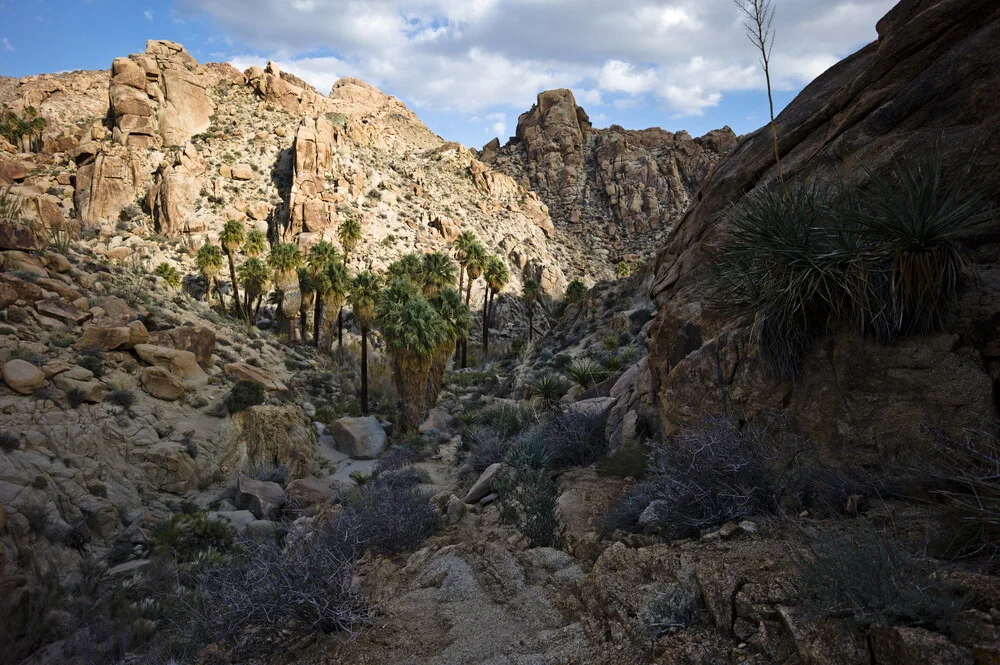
[0,0,897,148]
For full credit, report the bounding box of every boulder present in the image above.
[0,219,40,251]
[331,416,387,459]
[210,510,257,531]
[76,320,149,351]
[140,366,184,400]
[285,476,341,509]
[134,344,208,387]
[224,362,287,392]
[53,374,106,403]
[149,326,216,368]
[419,407,455,437]
[868,626,972,665]
[35,300,90,325]
[235,476,285,520]
[2,359,46,394]
[0,282,16,311]
[231,163,253,180]
[93,296,137,324]
[463,463,502,504]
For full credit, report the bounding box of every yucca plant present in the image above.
[600,352,628,373]
[527,375,567,410]
[855,155,994,337]
[565,358,606,390]
[711,183,850,378]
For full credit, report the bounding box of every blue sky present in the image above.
[0,0,896,148]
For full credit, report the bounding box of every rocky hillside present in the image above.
[633,0,1000,462]
[483,88,737,263]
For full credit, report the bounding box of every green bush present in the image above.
[77,353,104,378]
[642,575,700,638]
[799,520,967,631]
[153,262,182,289]
[224,380,266,414]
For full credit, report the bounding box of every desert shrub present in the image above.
[77,353,104,377]
[600,352,627,373]
[107,388,135,409]
[565,358,606,389]
[374,446,417,475]
[541,408,608,470]
[245,461,287,485]
[495,436,560,547]
[0,431,19,452]
[598,482,659,536]
[224,379,266,413]
[335,474,438,556]
[0,577,60,665]
[0,184,24,221]
[20,503,50,533]
[49,329,75,348]
[799,520,967,630]
[479,402,536,438]
[604,414,797,538]
[465,425,511,474]
[181,529,370,653]
[642,574,700,638]
[153,262,182,289]
[66,388,87,408]
[150,510,235,562]
[527,375,567,410]
[920,428,1000,566]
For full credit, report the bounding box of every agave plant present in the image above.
[527,375,567,410]
[565,358,606,390]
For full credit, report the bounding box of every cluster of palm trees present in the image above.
[194,219,537,431]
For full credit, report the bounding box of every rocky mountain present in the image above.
[619,0,1000,465]
[483,88,737,263]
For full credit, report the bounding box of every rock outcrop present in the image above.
[641,0,1000,462]
[484,89,736,259]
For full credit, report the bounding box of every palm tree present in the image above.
[244,229,268,258]
[427,287,471,408]
[350,271,382,414]
[377,279,446,432]
[388,252,425,287]
[460,241,487,368]
[238,257,271,318]
[338,214,362,266]
[196,243,225,309]
[522,278,540,342]
[308,241,339,346]
[324,260,351,351]
[297,267,316,343]
[220,219,246,317]
[420,251,458,296]
[482,255,509,363]
[268,242,303,343]
[453,230,478,297]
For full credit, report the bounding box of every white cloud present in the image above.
[183,0,896,118]
[2,38,13,52]
[144,10,153,21]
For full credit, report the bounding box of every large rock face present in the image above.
[485,88,736,260]
[642,0,1000,463]
[110,40,213,148]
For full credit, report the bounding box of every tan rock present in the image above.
[224,362,287,392]
[140,365,184,400]
[0,219,40,251]
[231,163,253,180]
[54,374,106,403]
[148,326,216,368]
[135,344,208,387]
[77,320,149,351]
[223,405,317,480]
[2,359,46,394]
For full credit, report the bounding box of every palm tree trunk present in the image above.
[300,304,308,342]
[289,315,297,343]
[254,294,263,319]
[215,278,226,311]
[458,266,465,300]
[360,327,369,415]
[401,356,431,433]
[226,250,241,317]
[337,307,344,350]
[313,297,323,347]
[482,289,491,365]
[426,349,448,409]
[528,307,534,343]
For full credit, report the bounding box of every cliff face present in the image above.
[483,88,736,263]
[639,0,1000,463]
